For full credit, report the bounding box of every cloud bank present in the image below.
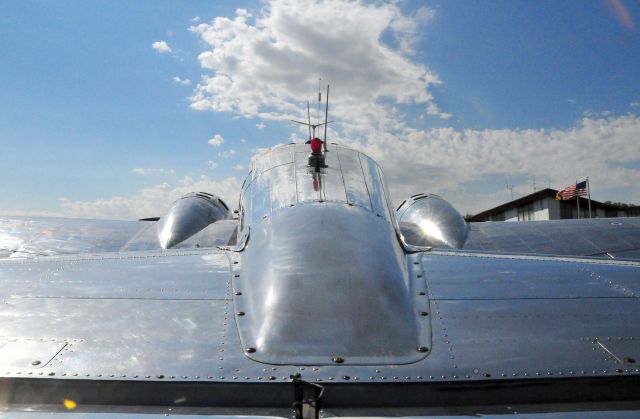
[59,176,241,220]
[189,0,449,136]
[53,0,640,219]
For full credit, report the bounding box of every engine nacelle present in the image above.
[396,194,469,249]
[157,192,231,249]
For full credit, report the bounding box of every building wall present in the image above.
[504,208,518,222]
[503,198,551,221]
[548,198,562,220]
[474,192,637,222]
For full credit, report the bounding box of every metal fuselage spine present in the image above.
[233,143,431,365]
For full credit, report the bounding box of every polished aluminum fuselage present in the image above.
[234,144,429,364]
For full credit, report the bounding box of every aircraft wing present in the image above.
[0,216,238,258]
[464,217,640,259]
[0,247,639,417]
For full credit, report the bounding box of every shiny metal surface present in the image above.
[0,250,638,387]
[396,194,469,249]
[464,217,640,259]
[239,144,395,241]
[157,192,231,249]
[1,143,640,415]
[235,144,428,365]
[0,217,145,258]
[0,216,237,258]
[237,204,429,365]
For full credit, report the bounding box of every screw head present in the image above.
[245,347,256,354]
[236,311,245,316]
[420,311,429,316]
[234,291,242,295]
[331,356,344,364]
[31,360,41,366]
[417,346,429,353]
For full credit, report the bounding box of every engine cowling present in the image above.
[157,192,231,249]
[396,194,469,249]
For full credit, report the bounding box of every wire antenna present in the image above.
[307,101,312,140]
[290,84,332,143]
[506,182,514,200]
[317,78,322,125]
[323,85,329,152]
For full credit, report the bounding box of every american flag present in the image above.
[555,180,587,200]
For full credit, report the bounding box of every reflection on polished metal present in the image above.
[157,192,231,249]
[3,141,640,415]
[236,144,430,365]
[396,194,469,249]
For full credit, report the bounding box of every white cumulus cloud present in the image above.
[173,76,191,85]
[345,114,640,214]
[189,0,449,136]
[151,40,172,53]
[208,134,224,147]
[59,176,242,220]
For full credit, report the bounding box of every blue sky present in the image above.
[1,0,639,218]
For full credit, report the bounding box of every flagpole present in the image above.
[587,177,592,218]
[576,180,580,219]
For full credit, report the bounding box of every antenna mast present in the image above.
[290,83,332,147]
[506,182,514,200]
[317,78,321,126]
[323,85,329,152]
[307,101,312,140]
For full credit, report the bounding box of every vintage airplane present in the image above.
[1,92,640,418]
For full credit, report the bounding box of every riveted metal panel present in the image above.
[0,247,639,394]
[0,217,146,258]
[251,173,271,226]
[595,337,640,365]
[464,218,640,259]
[0,252,230,300]
[235,204,429,365]
[0,340,66,370]
[431,298,640,375]
[422,252,640,300]
[239,180,252,239]
[268,163,297,210]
